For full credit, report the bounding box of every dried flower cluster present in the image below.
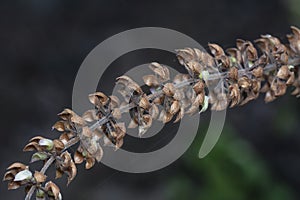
[3,26,300,200]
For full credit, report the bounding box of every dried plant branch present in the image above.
[3,26,300,200]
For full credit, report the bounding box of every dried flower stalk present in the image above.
[3,26,300,200]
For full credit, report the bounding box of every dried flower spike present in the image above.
[3,26,300,200]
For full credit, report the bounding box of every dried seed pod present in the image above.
[228,67,239,80]
[173,73,186,84]
[60,151,77,185]
[162,83,175,97]
[58,109,86,126]
[45,181,61,200]
[193,81,205,94]
[176,48,215,68]
[143,75,159,87]
[115,123,126,140]
[271,79,287,97]
[219,55,231,68]
[23,141,42,152]
[252,80,261,93]
[3,171,16,182]
[81,126,92,138]
[153,95,164,104]
[34,171,47,183]
[238,76,252,89]
[277,65,290,80]
[173,90,184,101]
[7,181,22,190]
[85,157,96,170]
[287,72,295,85]
[176,48,195,64]
[265,90,276,103]
[3,162,32,185]
[173,74,181,85]
[170,100,180,115]
[236,39,245,50]
[139,95,150,110]
[74,151,84,164]
[244,41,258,61]
[261,34,282,48]
[229,84,241,107]
[52,121,66,132]
[196,93,205,106]
[75,145,99,169]
[174,107,185,123]
[287,26,300,54]
[82,110,97,122]
[6,163,27,172]
[158,110,173,123]
[114,138,124,150]
[88,92,109,107]
[254,38,269,53]
[226,48,242,65]
[149,62,170,81]
[186,60,204,74]
[116,75,143,94]
[186,93,205,114]
[252,66,264,79]
[53,139,65,152]
[208,43,225,58]
[138,114,152,137]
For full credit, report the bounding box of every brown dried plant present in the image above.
[3,26,300,200]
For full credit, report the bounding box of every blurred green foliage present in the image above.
[288,0,300,26]
[166,126,295,200]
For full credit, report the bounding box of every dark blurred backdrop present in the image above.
[1,0,300,199]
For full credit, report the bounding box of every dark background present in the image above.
[1,0,300,199]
